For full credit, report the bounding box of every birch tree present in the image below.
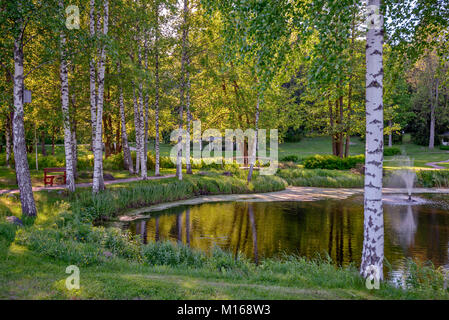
[92,0,109,194]
[59,0,75,192]
[89,0,97,152]
[9,1,37,216]
[154,0,161,176]
[117,62,134,174]
[360,0,385,281]
[177,0,190,180]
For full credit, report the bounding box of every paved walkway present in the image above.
[0,174,176,195]
[425,159,449,169]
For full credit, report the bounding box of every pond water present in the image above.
[123,194,449,278]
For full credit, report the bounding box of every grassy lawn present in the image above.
[1,176,447,300]
[278,136,449,169]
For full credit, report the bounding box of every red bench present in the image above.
[44,167,67,187]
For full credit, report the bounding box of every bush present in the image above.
[416,170,449,188]
[280,155,299,162]
[277,168,364,188]
[303,154,365,170]
[384,147,401,156]
[141,241,205,268]
[439,145,449,150]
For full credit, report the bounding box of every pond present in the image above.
[122,194,449,279]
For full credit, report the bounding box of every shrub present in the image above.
[416,170,449,188]
[141,241,205,268]
[439,145,449,150]
[384,147,401,156]
[280,155,299,162]
[277,168,364,188]
[303,154,365,170]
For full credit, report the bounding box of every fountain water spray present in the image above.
[397,156,416,202]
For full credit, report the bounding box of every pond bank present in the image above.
[119,186,449,221]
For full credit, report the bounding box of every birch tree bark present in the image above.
[137,39,147,179]
[71,88,78,179]
[154,0,161,176]
[247,94,260,183]
[13,16,37,216]
[92,0,108,194]
[117,62,133,174]
[132,82,140,175]
[59,0,75,193]
[177,0,190,180]
[185,63,192,174]
[361,0,384,281]
[89,0,97,152]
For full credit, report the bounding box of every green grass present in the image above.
[1,168,448,299]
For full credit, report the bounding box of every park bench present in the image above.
[44,167,66,187]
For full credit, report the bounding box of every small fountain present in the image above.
[383,156,427,205]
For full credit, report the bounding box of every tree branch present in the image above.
[0,61,13,81]
[24,60,54,79]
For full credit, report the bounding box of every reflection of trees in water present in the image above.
[387,206,417,251]
[248,204,259,264]
[132,201,363,265]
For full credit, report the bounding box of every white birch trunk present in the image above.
[177,0,189,181]
[59,0,75,193]
[132,82,140,175]
[89,0,97,151]
[247,94,260,183]
[12,15,37,216]
[361,0,384,281]
[154,0,161,176]
[117,62,133,174]
[185,67,192,174]
[92,0,108,194]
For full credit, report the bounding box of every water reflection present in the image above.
[127,197,449,275]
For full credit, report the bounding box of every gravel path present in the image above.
[425,159,449,169]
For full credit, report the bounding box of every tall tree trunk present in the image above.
[59,1,75,193]
[154,2,161,176]
[117,62,133,174]
[177,0,190,181]
[132,82,140,175]
[361,0,384,281]
[247,94,260,183]
[89,0,97,152]
[40,131,46,156]
[92,0,108,194]
[5,112,12,168]
[429,79,438,149]
[388,120,393,147]
[185,63,192,174]
[13,18,37,216]
[71,88,78,179]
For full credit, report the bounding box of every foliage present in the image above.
[384,147,401,156]
[280,155,299,163]
[303,154,365,170]
[277,168,364,188]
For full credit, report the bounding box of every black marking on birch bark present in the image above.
[366,112,371,116]
[373,68,383,78]
[366,44,371,50]
[366,172,376,178]
[367,160,382,167]
[370,49,382,56]
[374,104,383,111]
[368,147,382,155]
[365,182,381,190]
[367,80,381,88]
[374,29,384,37]
[369,119,382,125]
